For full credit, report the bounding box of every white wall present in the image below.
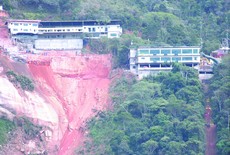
[35,39,83,50]
[8,21,39,34]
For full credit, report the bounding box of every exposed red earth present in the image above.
[204,105,217,155]
[0,16,112,154]
[28,54,112,154]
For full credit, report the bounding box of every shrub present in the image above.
[6,71,35,91]
[0,118,15,145]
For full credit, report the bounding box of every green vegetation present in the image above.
[14,117,42,140]
[6,71,34,91]
[76,64,205,155]
[207,55,230,155]
[0,117,43,147]
[1,0,229,153]
[84,34,148,68]
[0,118,15,145]
[1,0,229,53]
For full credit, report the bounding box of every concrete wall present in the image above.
[35,39,83,50]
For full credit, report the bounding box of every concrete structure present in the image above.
[130,46,200,78]
[7,20,122,38]
[35,39,83,50]
[6,19,122,50]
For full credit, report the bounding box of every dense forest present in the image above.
[1,0,230,53]
[76,64,205,155]
[207,56,230,155]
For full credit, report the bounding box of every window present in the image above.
[194,57,197,60]
[138,50,149,55]
[182,57,193,61]
[161,57,171,62]
[150,50,160,55]
[172,49,181,55]
[150,58,160,62]
[13,29,18,31]
[150,64,160,68]
[193,49,198,54]
[32,23,38,26]
[161,49,170,55]
[14,23,19,26]
[110,33,117,37]
[105,28,108,32]
[172,57,181,62]
[92,28,95,32]
[23,29,28,31]
[132,66,136,69]
[23,23,28,26]
[88,28,91,32]
[182,49,192,54]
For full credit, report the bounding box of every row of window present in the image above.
[138,48,199,55]
[88,27,108,32]
[148,57,197,62]
[13,28,36,32]
[12,23,38,27]
[39,28,82,33]
[138,63,197,68]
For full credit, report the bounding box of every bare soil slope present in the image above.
[28,54,112,154]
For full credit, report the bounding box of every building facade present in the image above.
[7,20,41,35]
[7,20,122,39]
[130,46,200,78]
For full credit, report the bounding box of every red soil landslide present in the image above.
[28,54,112,155]
[205,105,217,155]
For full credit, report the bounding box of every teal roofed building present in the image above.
[130,46,200,79]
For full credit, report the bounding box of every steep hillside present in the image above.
[2,0,229,53]
[0,53,112,154]
[0,9,113,153]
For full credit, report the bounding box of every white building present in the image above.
[7,20,122,39]
[7,20,40,35]
[130,46,201,79]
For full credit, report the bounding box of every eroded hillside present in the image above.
[0,17,112,155]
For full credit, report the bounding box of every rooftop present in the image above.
[7,19,41,23]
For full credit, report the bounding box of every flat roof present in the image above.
[8,19,41,23]
[39,20,121,28]
[138,46,201,49]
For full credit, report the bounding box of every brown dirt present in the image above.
[204,105,217,155]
